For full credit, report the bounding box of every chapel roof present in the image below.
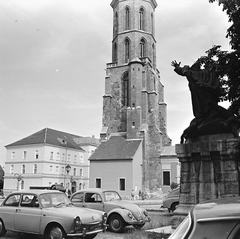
[89,136,142,161]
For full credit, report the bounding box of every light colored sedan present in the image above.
[0,190,107,239]
[70,188,151,233]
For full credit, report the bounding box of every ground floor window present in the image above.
[119,178,125,191]
[96,178,101,188]
[163,171,170,186]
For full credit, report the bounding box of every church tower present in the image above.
[100,0,171,190]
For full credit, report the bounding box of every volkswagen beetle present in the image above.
[0,190,107,239]
[70,188,150,233]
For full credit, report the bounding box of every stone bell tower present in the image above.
[100,0,171,190]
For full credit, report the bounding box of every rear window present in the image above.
[191,220,238,239]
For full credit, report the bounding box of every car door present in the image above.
[0,194,21,231]
[14,194,42,233]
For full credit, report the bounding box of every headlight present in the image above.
[74,216,82,231]
[103,213,107,223]
[127,212,135,220]
[143,210,148,217]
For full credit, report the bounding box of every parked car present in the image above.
[50,184,66,193]
[169,196,240,239]
[0,190,107,239]
[162,187,179,212]
[70,188,151,233]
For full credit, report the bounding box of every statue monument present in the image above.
[171,60,240,223]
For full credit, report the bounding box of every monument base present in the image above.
[172,133,240,228]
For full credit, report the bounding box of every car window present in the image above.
[20,194,39,208]
[85,193,102,203]
[104,191,121,201]
[192,220,238,239]
[72,192,84,203]
[4,194,21,207]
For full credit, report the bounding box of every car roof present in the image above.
[9,190,64,196]
[74,188,118,194]
[193,196,240,221]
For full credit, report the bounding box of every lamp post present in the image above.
[65,164,71,196]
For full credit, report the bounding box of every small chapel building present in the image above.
[89,0,179,196]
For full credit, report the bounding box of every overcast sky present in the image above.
[0,0,231,166]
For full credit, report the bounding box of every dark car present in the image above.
[162,187,179,212]
[169,196,240,239]
[50,184,66,193]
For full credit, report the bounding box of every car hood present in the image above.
[46,206,103,223]
[106,200,144,216]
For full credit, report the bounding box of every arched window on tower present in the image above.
[122,72,129,107]
[113,42,118,62]
[114,12,118,36]
[125,7,130,30]
[124,38,130,63]
[151,13,154,34]
[140,38,146,58]
[139,7,145,31]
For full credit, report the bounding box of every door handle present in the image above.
[16,209,21,212]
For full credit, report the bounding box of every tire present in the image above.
[45,224,66,239]
[0,219,6,237]
[108,214,125,233]
[171,202,179,212]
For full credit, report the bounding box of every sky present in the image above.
[0,0,231,166]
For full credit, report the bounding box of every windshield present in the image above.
[39,193,70,208]
[104,191,121,202]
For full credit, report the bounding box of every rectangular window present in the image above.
[56,152,60,160]
[50,152,54,160]
[163,171,170,186]
[23,151,27,159]
[11,152,15,160]
[67,154,70,162]
[62,153,65,161]
[10,165,14,174]
[35,150,39,159]
[73,168,76,176]
[119,178,125,191]
[50,165,53,173]
[56,166,59,174]
[80,156,83,164]
[22,165,25,174]
[96,178,101,188]
[61,167,64,175]
[33,164,37,174]
[74,155,77,163]
[80,169,83,177]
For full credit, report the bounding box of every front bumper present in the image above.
[67,224,107,237]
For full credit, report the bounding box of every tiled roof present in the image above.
[89,136,142,160]
[5,128,85,151]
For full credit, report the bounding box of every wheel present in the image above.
[45,224,66,239]
[133,224,145,230]
[171,202,179,212]
[0,219,6,237]
[108,214,125,233]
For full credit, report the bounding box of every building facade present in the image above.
[4,128,99,193]
[96,0,176,192]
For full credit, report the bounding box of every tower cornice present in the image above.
[110,0,158,10]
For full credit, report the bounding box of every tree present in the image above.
[196,0,240,116]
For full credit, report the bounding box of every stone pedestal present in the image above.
[173,134,240,225]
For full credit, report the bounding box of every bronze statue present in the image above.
[171,60,239,143]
